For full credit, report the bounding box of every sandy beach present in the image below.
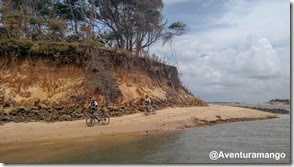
[0,105,277,145]
[0,104,281,163]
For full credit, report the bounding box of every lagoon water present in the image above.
[46,105,290,164]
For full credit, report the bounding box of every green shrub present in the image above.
[29,44,40,54]
[6,40,18,49]
[75,57,81,65]
[82,39,105,48]
[70,42,79,49]
[54,45,69,52]
[20,39,33,49]
[28,17,41,25]
[75,47,84,53]
[48,19,67,31]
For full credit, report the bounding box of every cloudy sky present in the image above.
[150,0,290,102]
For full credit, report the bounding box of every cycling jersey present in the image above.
[89,100,98,109]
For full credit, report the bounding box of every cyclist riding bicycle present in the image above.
[86,97,110,127]
[89,97,98,114]
[144,95,151,114]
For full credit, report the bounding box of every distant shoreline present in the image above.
[208,102,290,105]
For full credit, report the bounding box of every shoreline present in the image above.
[0,104,281,163]
[0,105,278,145]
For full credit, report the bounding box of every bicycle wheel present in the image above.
[86,115,96,127]
[152,108,156,115]
[101,115,110,125]
[145,106,149,116]
[151,106,156,115]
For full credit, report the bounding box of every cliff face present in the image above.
[0,40,207,122]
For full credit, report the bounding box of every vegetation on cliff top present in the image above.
[0,0,188,56]
[0,38,170,66]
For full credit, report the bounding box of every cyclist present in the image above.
[144,95,151,115]
[86,97,110,127]
[89,97,98,113]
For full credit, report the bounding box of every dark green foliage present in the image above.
[81,39,105,48]
[54,45,69,52]
[0,0,188,56]
[95,0,165,52]
[66,34,82,42]
[0,39,90,65]
[28,44,40,54]
[162,22,188,45]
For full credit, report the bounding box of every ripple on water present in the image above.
[47,115,290,164]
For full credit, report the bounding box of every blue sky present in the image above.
[150,0,290,102]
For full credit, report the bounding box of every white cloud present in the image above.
[151,0,290,102]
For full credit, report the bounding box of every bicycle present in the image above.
[86,109,110,127]
[145,105,157,116]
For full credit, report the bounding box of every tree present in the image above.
[162,21,188,70]
[0,0,67,40]
[93,0,187,55]
[94,0,161,52]
[162,21,188,46]
[48,18,67,41]
[0,0,188,55]
[64,0,84,35]
[0,0,28,38]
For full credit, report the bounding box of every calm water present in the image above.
[46,110,290,164]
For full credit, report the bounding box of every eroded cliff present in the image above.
[0,40,207,123]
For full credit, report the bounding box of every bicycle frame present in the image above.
[145,105,156,115]
[92,112,104,121]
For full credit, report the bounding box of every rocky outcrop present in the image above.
[0,104,151,124]
[240,106,289,114]
[176,115,278,129]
